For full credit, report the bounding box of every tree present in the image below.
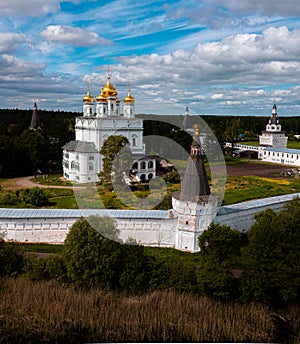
[0,236,24,277]
[241,200,300,306]
[99,135,130,183]
[15,129,50,174]
[197,223,247,300]
[63,216,124,289]
[119,243,152,293]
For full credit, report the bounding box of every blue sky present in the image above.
[1,0,300,116]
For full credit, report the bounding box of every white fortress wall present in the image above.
[1,193,299,248]
[0,209,177,247]
[215,192,300,231]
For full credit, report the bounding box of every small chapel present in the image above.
[62,69,146,183]
[259,102,288,149]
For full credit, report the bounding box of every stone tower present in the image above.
[172,128,218,252]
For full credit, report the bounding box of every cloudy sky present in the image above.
[1,0,300,116]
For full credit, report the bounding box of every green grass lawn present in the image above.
[45,188,78,208]
[30,174,73,187]
[2,158,300,209]
[223,175,300,205]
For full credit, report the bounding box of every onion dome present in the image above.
[116,96,121,104]
[102,74,117,97]
[96,88,108,103]
[124,83,135,104]
[83,89,94,103]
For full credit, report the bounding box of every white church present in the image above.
[62,69,158,183]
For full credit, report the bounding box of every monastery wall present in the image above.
[0,209,177,248]
[1,193,299,250]
[215,192,300,231]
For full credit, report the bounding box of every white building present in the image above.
[259,103,288,149]
[62,69,145,183]
[225,103,300,168]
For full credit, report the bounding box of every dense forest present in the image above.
[0,107,300,177]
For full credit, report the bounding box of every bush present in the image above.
[0,190,18,205]
[19,187,48,206]
[0,238,24,277]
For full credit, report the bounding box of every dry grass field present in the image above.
[0,277,278,343]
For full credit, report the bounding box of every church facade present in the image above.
[62,70,145,183]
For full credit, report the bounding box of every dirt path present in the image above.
[0,176,78,191]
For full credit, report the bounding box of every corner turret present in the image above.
[172,127,218,251]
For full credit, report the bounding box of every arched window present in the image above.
[148,161,153,169]
[140,174,146,181]
[141,162,146,169]
[148,173,153,180]
[132,162,138,170]
[132,137,136,146]
[71,161,75,170]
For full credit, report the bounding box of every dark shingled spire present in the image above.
[29,101,40,130]
[182,105,192,130]
[269,102,279,125]
[177,130,210,202]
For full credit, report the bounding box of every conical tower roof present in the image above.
[29,101,40,130]
[269,102,279,125]
[182,105,192,130]
[176,128,210,202]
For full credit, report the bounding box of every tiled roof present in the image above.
[62,140,98,153]
[263,147,300,154]
[217,193,300,215]
[0,208,169,219]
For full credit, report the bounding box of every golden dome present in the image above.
[83,90,94,103]
[96,88,108,103]
[102,75,117,97]
[116,96,120,104]
[124,83,135,104]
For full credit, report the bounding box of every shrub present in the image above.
[0,238,24,277]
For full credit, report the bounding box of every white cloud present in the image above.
[0,33,32,53]
[113,26,300,88]
[0,54,43,77]
[211,94,224,100]
[0,0,61,16]
[41,25,112,47]
[214,0,300,16]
